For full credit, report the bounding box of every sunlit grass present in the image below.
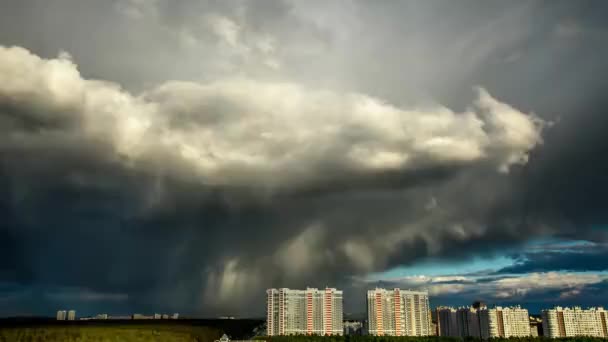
[0,324,221,342]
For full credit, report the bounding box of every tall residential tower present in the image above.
[479,306,530,338]
[266,288,343,336]
[366,288,432,336]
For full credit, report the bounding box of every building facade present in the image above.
[436,306,481,338]
[266,288,343,336]
[542,307,608,338]
[457,307,481,338]
[67,310,76,321]
[56,310,67,321]
[367,288,432,336]
[479,306,530,339]
[436,307,458,337]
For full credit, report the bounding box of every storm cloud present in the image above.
[1,0,608,317]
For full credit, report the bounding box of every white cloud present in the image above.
[114,0,159,20]
[365,271,608,300]
[494,272,605,291]
[428,283,467,295]
[432,276,470,283]
[0,45,545,189]
[206,15,242,49]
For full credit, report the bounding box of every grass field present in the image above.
[3,325,608,342]
[0,324,222,342]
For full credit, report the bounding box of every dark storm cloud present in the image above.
[0,0,607,316]
[496,244,608,274]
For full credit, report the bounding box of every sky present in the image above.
[1,0,608,318]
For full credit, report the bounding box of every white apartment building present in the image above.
[67,310,76,321]
[479,306,530,339]
[542,307,608,338]
[367,288,432,336]
[266,288,343,336]
[56,310,67,321]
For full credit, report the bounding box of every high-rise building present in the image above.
[479,306,530,338]
[542,307,608,338]
[436,306,482,338]
[457,307,481,338]
[172,313,179,320]
[266,288,343,336]
[67,310,76,321]
[56,310,67,321]
[436,307,458,337]
[366,288,432,336]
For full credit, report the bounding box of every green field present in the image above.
[0,324,222,342]
[2,328,608,342]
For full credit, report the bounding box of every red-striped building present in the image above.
[367,288,432,336]
[267,288,343,336]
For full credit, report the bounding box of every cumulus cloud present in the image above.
[492,272,606,298]
[0,46,544,190]
[0,44,549,314]
[366,271,608,306]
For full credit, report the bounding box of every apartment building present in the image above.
[479,306,530,338]
[437,306,482,338]
[436,307,458,337]
[458,307,482,338]
[542,307,608,338]
[367,288,432,336]
[56,310,67,321]
[266,288,343,336]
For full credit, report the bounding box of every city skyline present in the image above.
[1,0,608,317]
[36,298,608,320]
